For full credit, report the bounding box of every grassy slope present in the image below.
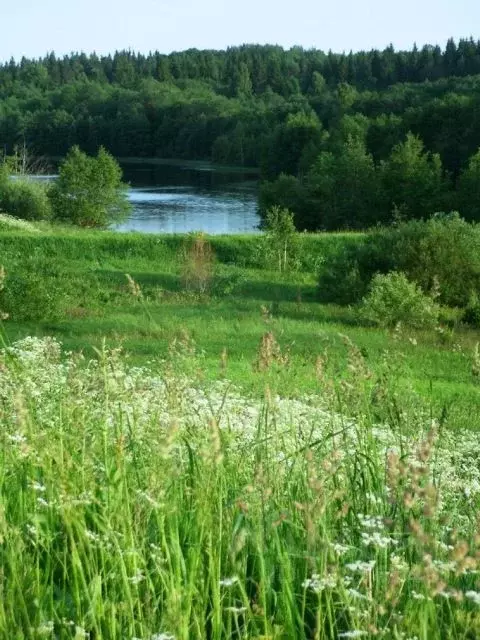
[2,228,480,638]
[1,228,479,428]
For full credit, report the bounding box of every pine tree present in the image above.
[380,133,445,221]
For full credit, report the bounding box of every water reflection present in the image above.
[115,162,260,235]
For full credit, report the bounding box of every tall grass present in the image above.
[1,335,480,638]
[0,228,364,273]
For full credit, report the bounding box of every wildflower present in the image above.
[85,529,101,543]
[339,632,368,638]
[31,481,47,493]
[390,554,408,572]
[357,514,385,530]
[219,576,239,587]
[302,574,337,592]
[347,588,370,601]
[466,591,480,605]
[8,433,27,444]
[432,560,456,573]
[345,560,376,573]
[361,531,398,548]
[129,569,145,585]
[136,490,160,508]
[36,621,54,636]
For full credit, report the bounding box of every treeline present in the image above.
[261,132,480,230]
[3,40,480,228]
[4,39,480,95]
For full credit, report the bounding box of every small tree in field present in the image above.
[50,146,131,227]
[264,206,298,272]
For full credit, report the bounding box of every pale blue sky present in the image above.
[2,0,479,62]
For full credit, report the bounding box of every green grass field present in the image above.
[1,228,480,638]
[1,228,479,426]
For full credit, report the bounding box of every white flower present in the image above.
[466,591,480,605]
[345,560,376,573]
[129,569,145,585]
[36,621,54,636]
[31,481,47,493]
[365,492,383,506]
[219,576,239,587]
[302,574,337,592]
[433,560,456,573]
[347,588,369,601]
[361,531,398,548]
[339,632,368,638]
[390,554,408,572]
[85,529,101,543]
[357,514,385,531]
[331,543,350,556]
[8,433,27,444]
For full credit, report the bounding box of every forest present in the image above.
[2,39,480,228]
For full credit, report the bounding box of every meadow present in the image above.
[1,226,480,638]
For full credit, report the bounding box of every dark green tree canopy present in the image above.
[2,40,480,230]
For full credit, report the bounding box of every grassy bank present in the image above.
[1,334,480,639]
[0,228,478,429]
[1,228,480,637]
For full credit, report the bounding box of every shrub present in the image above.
[0,262,69,321]
[318,214,480,308]
[462,292,480,328]
[49,146,130,227]
[360,271,440,328]
[0,176,52,221]
[211,271,247,296]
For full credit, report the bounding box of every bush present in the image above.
[318,214,480,308]
[211,271,247,296]
[50,146,130,227]
[0,176,52,221]
[462,292,480,328]
[360,271,440,328]
[0,262,69,321]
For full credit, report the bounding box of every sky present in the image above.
[1,0,479,62]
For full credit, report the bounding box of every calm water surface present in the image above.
[116,162,260,234]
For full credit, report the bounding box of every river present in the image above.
[116,161,260,234]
